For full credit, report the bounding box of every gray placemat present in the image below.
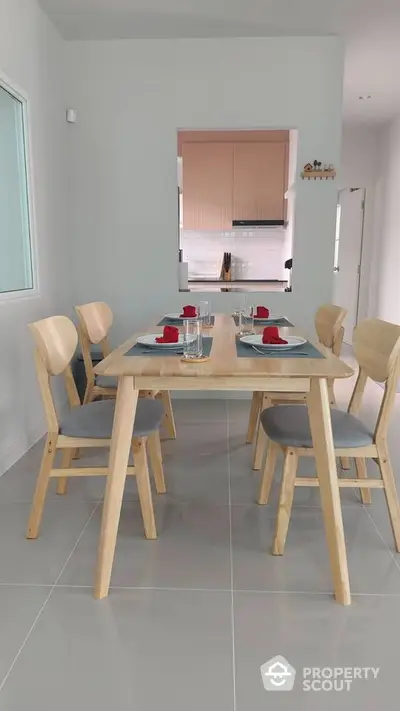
[126,337,213,357]
[232,315,293,327]
[157,315,215,327]
[235,339,325,359]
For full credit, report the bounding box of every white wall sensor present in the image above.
[66,109,77,123]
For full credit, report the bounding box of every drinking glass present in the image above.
[199,300,212,327]
[183,319,203,359]
[238,306,255,335]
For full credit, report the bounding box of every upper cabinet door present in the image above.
[233,142,288,221]
[182,142,233,230]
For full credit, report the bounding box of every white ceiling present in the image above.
[39,0,400,124]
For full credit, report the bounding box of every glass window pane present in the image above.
[0,84,33,293]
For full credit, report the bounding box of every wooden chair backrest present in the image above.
[29,316,80,432]
[29,316,78,376]
[75,302,113,390]
[314,304,347,354]
[349,318,400,442]
[75,302,113,346]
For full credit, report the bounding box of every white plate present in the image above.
[137,334,187,349]
[240,335,307,350]
[253,314,283,322]
[165,312,198,321]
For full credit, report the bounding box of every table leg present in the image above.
[252,393,271,470]
[308,377,351,606]
[94,376,138,599]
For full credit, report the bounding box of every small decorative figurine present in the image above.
[301,161,336,180]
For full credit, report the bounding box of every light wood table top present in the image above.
[94,314,353,387]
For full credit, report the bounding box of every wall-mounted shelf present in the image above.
[301,171,336,180]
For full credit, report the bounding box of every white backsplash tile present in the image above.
[181,229,290,281]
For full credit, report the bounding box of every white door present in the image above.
[333,188,365,344]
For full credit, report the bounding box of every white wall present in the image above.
[66,37,344,344]
[0,0,70,473]
[369,118,400,323]
[340,124,380,321]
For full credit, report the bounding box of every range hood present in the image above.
[232,219,285,227]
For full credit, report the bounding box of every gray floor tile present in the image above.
[162,457,229,505]
[234,591,400,709]
[0,586,50,683]
[0,440,172,504]
[362,491,400,562]
[170,398,228,422]
[0,441,110,503]
[0,388,399,704]
[60,502,231,589]
[162,422,229,504]
[0,502,96,584]
[228,436,363,506]
[161,421,229,458]
[0,588,234,711]
[227,398,253,424]
[231,504,400,594]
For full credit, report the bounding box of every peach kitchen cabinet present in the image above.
[182,142,234,230]
[232,142,288,222]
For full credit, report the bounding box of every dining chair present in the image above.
[249,304,347,471]
[27,315,167,542]
[258,318,400,557]
[75,301,176,438]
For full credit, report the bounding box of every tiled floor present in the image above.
[0,377,399,708]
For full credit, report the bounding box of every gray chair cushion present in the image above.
[95,375,118,389]
[60,398,164,439]
[260,405,374,449]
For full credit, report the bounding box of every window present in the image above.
[0,81,34,294]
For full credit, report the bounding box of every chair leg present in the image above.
[258,441,279,505]
[160,390,176,440]
[272,448,298,555]
[56,449,73,495]
[354,457,371,505]
[340,457,351,471]
[328,380,336,406]
[147,431,166,494]
[133,439,157,540]
[83,381,95,405]
[26,435,57,539]
[252,394,271,470]
[377,444,400,552]
[246,392,261,444]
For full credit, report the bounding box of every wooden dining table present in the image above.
[93,313,354,603]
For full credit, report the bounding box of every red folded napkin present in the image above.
[180,305,197,318]
[262,326,288,345]
[256,306,270,318]
[156,325,179,343]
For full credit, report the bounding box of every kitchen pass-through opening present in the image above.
[177,129,298,293]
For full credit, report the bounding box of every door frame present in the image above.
[336,187,366,332]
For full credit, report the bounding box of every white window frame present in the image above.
[0,71,39,302]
